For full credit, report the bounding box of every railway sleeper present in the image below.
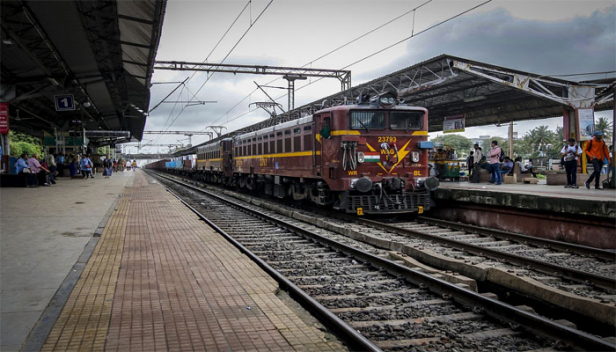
[329,299,450,314]
[350,312,483,328]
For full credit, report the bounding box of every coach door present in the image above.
[314,113,332,177]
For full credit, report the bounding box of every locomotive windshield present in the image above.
[390,111,423,130]
[350,111,385,130]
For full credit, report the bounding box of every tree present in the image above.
[595,116,613,142]
[431,134,473,157]
[8,131,42,157]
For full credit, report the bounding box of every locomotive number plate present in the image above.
[259,158,268,167]
[377,136,397,143]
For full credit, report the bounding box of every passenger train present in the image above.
[146,92,439,214]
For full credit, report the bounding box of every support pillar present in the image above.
[610,87,616,188]
[283,75,306,112]
[0,102,10,174]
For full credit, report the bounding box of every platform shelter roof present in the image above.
[1,0,167,142]
[180,55,615,156]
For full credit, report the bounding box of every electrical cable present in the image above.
[205,0,435,130]
[163,0,274,132]
[149,1,253,147]
[215,0,493,134]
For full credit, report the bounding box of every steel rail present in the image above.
[349,216,616,292]
[154,172,616,351]
[417,216,616,262]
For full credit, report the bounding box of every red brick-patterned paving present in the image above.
[43,171,343,351]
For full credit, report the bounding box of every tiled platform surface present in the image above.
[439,181,616,202]
[0,171,134,352]
[41,171,344,352]
[437,181,616,219]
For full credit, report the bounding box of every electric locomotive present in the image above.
[151,91,438,215]
[229,91,437,214]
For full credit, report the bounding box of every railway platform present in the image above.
[3,170,342,352]
[433,182,616,249]
[1,171,134,352]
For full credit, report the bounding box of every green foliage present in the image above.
[431,134,473,156]
[595,117,613,142]
[9,131,42,157]
[516,126,564,159]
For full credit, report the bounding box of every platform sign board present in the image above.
[578,108,594,141]
[443,115,465,133]
[0,102,9,134]
[54,94,75,111]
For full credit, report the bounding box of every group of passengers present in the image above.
[14,152,121,187]
[14,153,56,187]
[468,131,611,189]
[468,141,536,185]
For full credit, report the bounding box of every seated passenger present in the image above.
[500,157,513,176]
[515,157,537,177]
[14,153,29,187]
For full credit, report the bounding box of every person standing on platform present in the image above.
[103,158,112,178]
[471,144,483,183]
[132,160,137,172]
[561,138,582,189]
[45,153,57,185]
[467,151,474,178]
[80,154,94,179]
[67,154,77,177]
[487,140,503,185]
[584,131,611,189]
[55,153,65,177]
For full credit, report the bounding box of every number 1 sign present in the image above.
[54,94,75,111]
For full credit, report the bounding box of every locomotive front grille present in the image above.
[344,190,431,214]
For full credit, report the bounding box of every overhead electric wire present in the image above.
[163,0,274,133]
[204,0,435,130]
[148,1,253,147]
[217,0,493,131]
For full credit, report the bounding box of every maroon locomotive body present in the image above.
[149,92,439,214]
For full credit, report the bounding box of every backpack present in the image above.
[498,147,504,162]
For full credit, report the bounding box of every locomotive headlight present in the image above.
[357,152,365,163]
[411,151,420,163]
[377,91,398,107]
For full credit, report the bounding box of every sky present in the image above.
[131,0,616,153]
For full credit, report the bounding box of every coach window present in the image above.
[303,125,313,151]
[252,138,257,155]
[350,111,385,130]
[243,140,247,156]
[293,128,301,152]
[258,136,262,155]
[275,132,282,153]
[263,135,269,154]
[270,134,275,154]
[284,130,291,153]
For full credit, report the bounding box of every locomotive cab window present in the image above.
[390,111,423,130]
[350,111,385,130]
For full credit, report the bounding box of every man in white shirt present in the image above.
[561,138,582,188]
[471,144,483,183]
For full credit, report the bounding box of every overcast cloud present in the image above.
[137,1,615,152]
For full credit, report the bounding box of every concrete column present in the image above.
[610,87,615,188]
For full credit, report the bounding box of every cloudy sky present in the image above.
[132,0,615,153]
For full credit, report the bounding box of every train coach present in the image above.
[148,92,439,215]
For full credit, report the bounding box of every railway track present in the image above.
[153,173,616,326]
[149,171,615,351]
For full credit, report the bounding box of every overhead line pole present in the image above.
[154,61,351,111]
